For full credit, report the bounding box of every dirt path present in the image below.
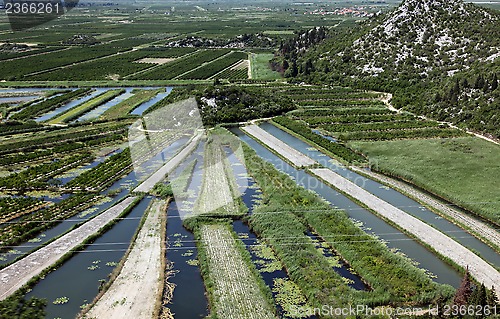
[378,92,499,145]
[310,168,500,290]
[134,133,203,193]
[85,200,164,319]
[241,124,316,167]
[200,224,277,319]
[350,166,500,251]
[0,196,137,301]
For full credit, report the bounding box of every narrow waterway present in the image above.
[259,122,500,269]
[163,142,209,318]
[130,87,173,115]
[231,127,462,288]
[35,88,107,122]
[24,196,153,319]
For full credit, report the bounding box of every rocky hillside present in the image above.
[279,0,500,137]
[350,0,499,78]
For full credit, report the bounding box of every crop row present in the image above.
[0,121,130,155]
[296,99,386,107]
[216,67,248,80]
[292,107,394,117]
[0,193,100,250]
[47,89,125,124]
[134,49,231,80]
[100,88,165,120]
[338,127,468,141]
[302,114,415,125]
[11,89,91,121]
[66,148,132,191]
[26,47,195,81]
[289,92,383,101]
[0,197,45,224]
[0,153,92,190]
[0,38,152,80]
[0,132,125,166]
[239,139,454,307]
[272,117,365,164]
[0,121,44,137]
[192,223,277,319]
[178,51,248,80]
[319,120,441,133]
[194,136,243,216]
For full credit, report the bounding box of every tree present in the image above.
[487,286,498,306]
[453,268,473,306]
[491,74,498,91]
[470,283,488,307]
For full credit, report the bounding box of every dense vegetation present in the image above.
[0,293,46,319]
[272,116,365,163]
[11,89,91,121]
[274,0,500,138]
[145,85,295,127]
[239,134,454,308]
[66,149,132,191]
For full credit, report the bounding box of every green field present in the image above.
[350,137,500,224]
[250,53,282,80]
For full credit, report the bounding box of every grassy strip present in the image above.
[320,120,441,133]
[184,219,277,319]
[193,133,246,217]
[239,138,454,308]
[290,107,393,117]
[271,116,365,164]
[338,127,468,141]
[11,88,91,120]
[47,89,125,124]
[99,88,165,120]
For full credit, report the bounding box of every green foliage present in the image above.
[11,89,91,121]
[134,49,231,80]
[178,51,248,80]
[0,292,46,319]
[151,183,173,199]
[240,138,454,308]
[350,137,500,224]
[48,89,125,124]
[66,148,132,191]
[100,88,165,120]
[145,85,295,127]
[272,116,365,164]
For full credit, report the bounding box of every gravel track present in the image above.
[0,196,137,301]
[310,168,500,290]
[241,125,316,167]
[350,166,500,251]
[85,200,164,319]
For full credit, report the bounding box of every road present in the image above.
[310,168,500,290]
[241,124,316,167]
[133,133,202,193]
